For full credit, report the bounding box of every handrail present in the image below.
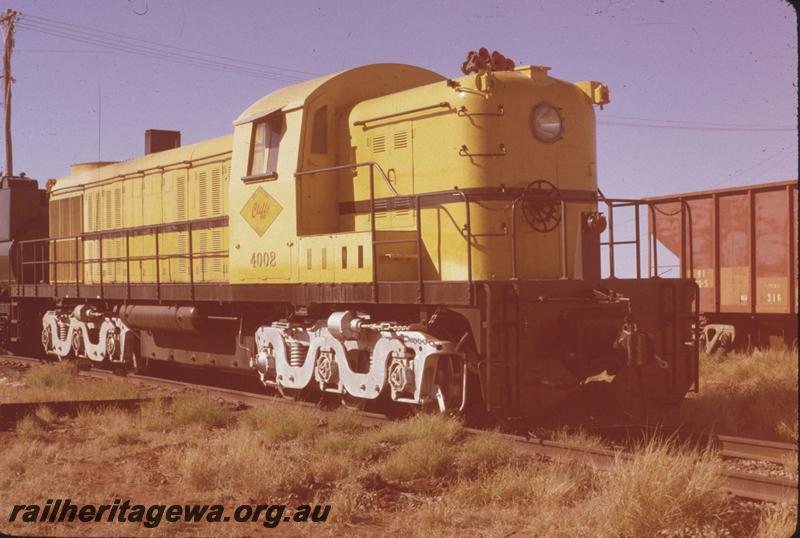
[353,102,451,127]
[295,161,399,196]
[13,185,695,306]
[16,215,227,245]
[510,190,695,282]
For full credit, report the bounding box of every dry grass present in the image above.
[668,347,798,442]
[173,429,302,496]
[453,433,517,476]
[548,426,608,450]
[781,452,798,478]
[389,437,727,537]
[0,375,785,536]
[582,440,727,537]
[15,406,59,439]
[0,362,141,403]
[380,437,455,481]
[236,405,320,441]
[0,438,47,489]
[755,503,798,538]
[367,413,463,445]
[171,395,231,428]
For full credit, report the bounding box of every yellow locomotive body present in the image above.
[48,136,232,286]
[49,63,602,289]
[25,58,697,420]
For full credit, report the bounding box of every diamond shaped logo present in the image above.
[241,186,283,237]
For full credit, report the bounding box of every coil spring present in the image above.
[288,341,308,368]
[57,321,68,342]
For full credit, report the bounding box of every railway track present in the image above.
[1,354,797,504]
[718,434,797,465]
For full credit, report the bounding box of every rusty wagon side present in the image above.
[646,180,797,350]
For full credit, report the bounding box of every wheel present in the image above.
[340,393,369,411]
[71,328,84,358]
[276,384,314,402]
[717,332,733,355]
[105,330,120,362]
[41,325,52,355]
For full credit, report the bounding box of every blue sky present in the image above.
[3,0,797,198]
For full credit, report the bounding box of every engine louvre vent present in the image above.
[393,130,409,149]
[372,135,386,153]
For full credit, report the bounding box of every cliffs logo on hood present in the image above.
[241,186,283,237]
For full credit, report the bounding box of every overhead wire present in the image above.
[599,113,794,130]
[17,22,308,82]
[710,146,793,188]
[16,15,314,83]
[597,120,795,132]
[17,20,308,82]
[21,13,320,78]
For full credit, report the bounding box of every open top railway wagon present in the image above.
[0,51,698,421]
[647,180,797,352]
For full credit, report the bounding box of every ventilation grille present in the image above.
[199,231,209,277]
[394,197,411,211]
[372,135,386,153]
[114,188,122,228]
[176,176,187,220]
[393,131,409,149]
[177,233,187,275]
[373,198,388,219]
[211,168,222,216]
[87,193,94,232]
[199,171,208,218]
[212,229,223,273]
[94,193,101,233]
[105,191,112,229]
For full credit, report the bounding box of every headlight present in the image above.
[530,103,562,142]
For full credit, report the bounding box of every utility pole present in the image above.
[1,9,17,178]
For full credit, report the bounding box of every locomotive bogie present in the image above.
[252,311,465,412]
[41,306,132,365]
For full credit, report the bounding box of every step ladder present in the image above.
[9,300,20,344]
[483,284,520,413]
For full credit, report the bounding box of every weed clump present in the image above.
[669,347,798,442]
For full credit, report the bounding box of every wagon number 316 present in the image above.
[250,251,277,268]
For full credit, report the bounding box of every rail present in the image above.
[718,434,798,465]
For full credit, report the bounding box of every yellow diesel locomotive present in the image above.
[1,52,698,420]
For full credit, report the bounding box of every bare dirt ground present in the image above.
[0,360,796,537]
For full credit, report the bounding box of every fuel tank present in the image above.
[119,305,205,333]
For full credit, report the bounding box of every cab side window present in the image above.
[249,113,284,177]
[310,106,328,154]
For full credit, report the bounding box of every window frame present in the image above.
[242,113,284,184]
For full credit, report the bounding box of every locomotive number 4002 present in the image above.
[250,251,277,268]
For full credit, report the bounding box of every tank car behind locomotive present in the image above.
[1,52,698,421]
